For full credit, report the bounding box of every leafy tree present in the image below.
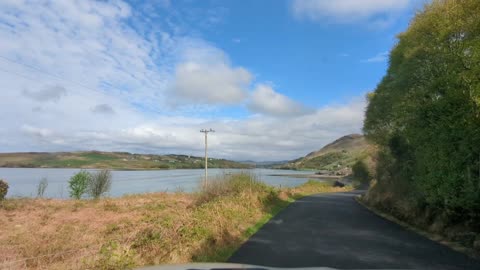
[364,0,480,220]
[88,169,112,199]
[69,170,91,199]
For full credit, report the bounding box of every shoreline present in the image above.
[0,166,253,171]
[267,173,343,179]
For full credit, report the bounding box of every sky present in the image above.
[0,0,426,161]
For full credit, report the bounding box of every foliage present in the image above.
[0,179,8,200]
[88,169,112,199]
[195,173,268,205]
[93,241,136,270]
[69,170,91,199]
[36,177,48,198]
[301,152,347,170]
[364,0,480,221]
[352,160,372,184]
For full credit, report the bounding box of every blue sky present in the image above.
[0,0,425,160]
[151,0,419,107]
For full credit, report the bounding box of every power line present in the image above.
[0,55,165,114]
[0,55,107,97]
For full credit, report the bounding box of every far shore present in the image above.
[0,166,252,171]
[268,173,343,179]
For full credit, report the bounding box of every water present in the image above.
[0,168,317,199]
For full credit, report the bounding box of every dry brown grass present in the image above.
[0,175,351,270]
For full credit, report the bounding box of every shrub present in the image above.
[69,170,91,199]
[88,169,112,199]
[36,177,48,198]
[0,179,8,200]
[352,160,372,184]
[196,173,266,205]
[93,241,136,270]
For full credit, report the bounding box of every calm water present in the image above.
[0,168,316,198]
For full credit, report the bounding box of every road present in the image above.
[228,191,480,270]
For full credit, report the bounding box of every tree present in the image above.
[36,178,48,198]
[364,0,480,220]
[352,160,371,184]
[69,170,91,199]
[88,169,112,199]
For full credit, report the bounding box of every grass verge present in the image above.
[0,174,351,270]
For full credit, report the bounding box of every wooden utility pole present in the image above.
[200,128,215,187]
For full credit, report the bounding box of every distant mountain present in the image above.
[276,134,374,173]
[0,151,252,170]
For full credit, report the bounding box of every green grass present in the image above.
[80,152,118,162]
[32,159,91,168]
[0,151,252,170]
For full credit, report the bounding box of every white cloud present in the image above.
[169,45,252,105]
[21,125,53,138]
[5,96,365,160]
[0,0,168,111]
[248,84,312,117]
[292,0,412,25]
[363,51,389,63]
[0,0,368,161]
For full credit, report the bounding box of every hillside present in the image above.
[0,151,252,170]
[277,134,374,173]
[239,160,290,168]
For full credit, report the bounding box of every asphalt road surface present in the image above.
[228,191,480,270]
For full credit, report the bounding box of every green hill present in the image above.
[277,134,374,173]
[0,151,252,170]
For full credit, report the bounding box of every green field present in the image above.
[0,151,252,170]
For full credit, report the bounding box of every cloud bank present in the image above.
[0,0,366,161]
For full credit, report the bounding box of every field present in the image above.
[0,174,351,270]
[0,151,252,170]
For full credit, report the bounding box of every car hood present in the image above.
[136,262,407,270]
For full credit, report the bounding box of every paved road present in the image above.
[228,191,480,269]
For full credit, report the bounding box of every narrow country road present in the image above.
[228,191,480,270]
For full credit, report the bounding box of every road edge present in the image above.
[354,195,480,260]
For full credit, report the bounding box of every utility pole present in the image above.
[200,128,215,187]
